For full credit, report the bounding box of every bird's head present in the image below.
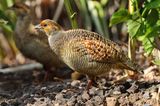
[35,19,63,37]
[10,3,30,16]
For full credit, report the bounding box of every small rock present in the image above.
[143,92,150,99]
[61,89,67,93]
[55,93,64,100]
[89,87,98,95]
[71,80,80,87]
[105,89,112,97]
[127,82,138,93]
[67,96,76,105]
[28,97,52,106]
[1,102,8,106]
[82,91,90,101]
[112,90,121,95]
[106,97,118,106]
[75,102,85,106]
[22,93,30,99]
[98,89,104,97]
[79,83,86,89]
[67,101,75,106]
[143,104,151,106]
[76,95,82,102]
[40,87,47,91]
[128,93,139,103]
[66,82,71,86]
[85,100,93,106]
[93,96,103,104]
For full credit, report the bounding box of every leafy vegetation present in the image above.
[110,0,160,55]
[1,0,160,66]
[0,0,17,62]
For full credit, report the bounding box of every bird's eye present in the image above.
[43,24,47,27]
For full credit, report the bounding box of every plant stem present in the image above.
[128,0,136,60]
[64,0,78,28]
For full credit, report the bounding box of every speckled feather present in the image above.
[48,29,141,77]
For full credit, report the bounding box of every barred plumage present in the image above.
[35,19,142,89]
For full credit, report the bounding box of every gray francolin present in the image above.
[12,3,67,80]
[35,19,142,89]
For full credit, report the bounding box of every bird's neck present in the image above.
[16,15,32,29]
[16,14,33,34]
[48,30,65,55]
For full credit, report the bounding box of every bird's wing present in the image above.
[81,39,122,63]
[69,29,123,63]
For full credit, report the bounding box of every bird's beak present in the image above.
[34,24,42,29]
[34,24,43,31]
[34,24,41,29]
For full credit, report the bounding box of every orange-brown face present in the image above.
[35,19,62,36]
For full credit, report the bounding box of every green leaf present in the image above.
[146,9,159,26]
[153,59,160,65]
[127,19,144,38]
[142,37,154,55]
[145,0,160,9]
[100,0,108,6]
[109,9,131,26]
[0,10,14,29]
[0,19,8,25]
[146,25,160,38]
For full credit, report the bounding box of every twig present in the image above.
[128,0,136,61]
[0,63,43,74]
[143,65,158,75]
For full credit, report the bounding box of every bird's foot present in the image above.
[86,79,93,91]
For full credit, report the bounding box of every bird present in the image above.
[35,19,142,89]
[12,3,68,80]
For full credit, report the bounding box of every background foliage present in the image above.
[0,0,160,66]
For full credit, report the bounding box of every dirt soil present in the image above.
[0,67,159,106]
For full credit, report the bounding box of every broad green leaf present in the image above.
[127,19,144,38]
[142,37,154,55]
[156,20,160,26]
[110,9,131,26]
[145,0,160,9]
[146,26,160,38]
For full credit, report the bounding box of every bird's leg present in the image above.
[86,79,93,90]
[43,67,56,81]
[43,70,50,81]
[86,75,95,90]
